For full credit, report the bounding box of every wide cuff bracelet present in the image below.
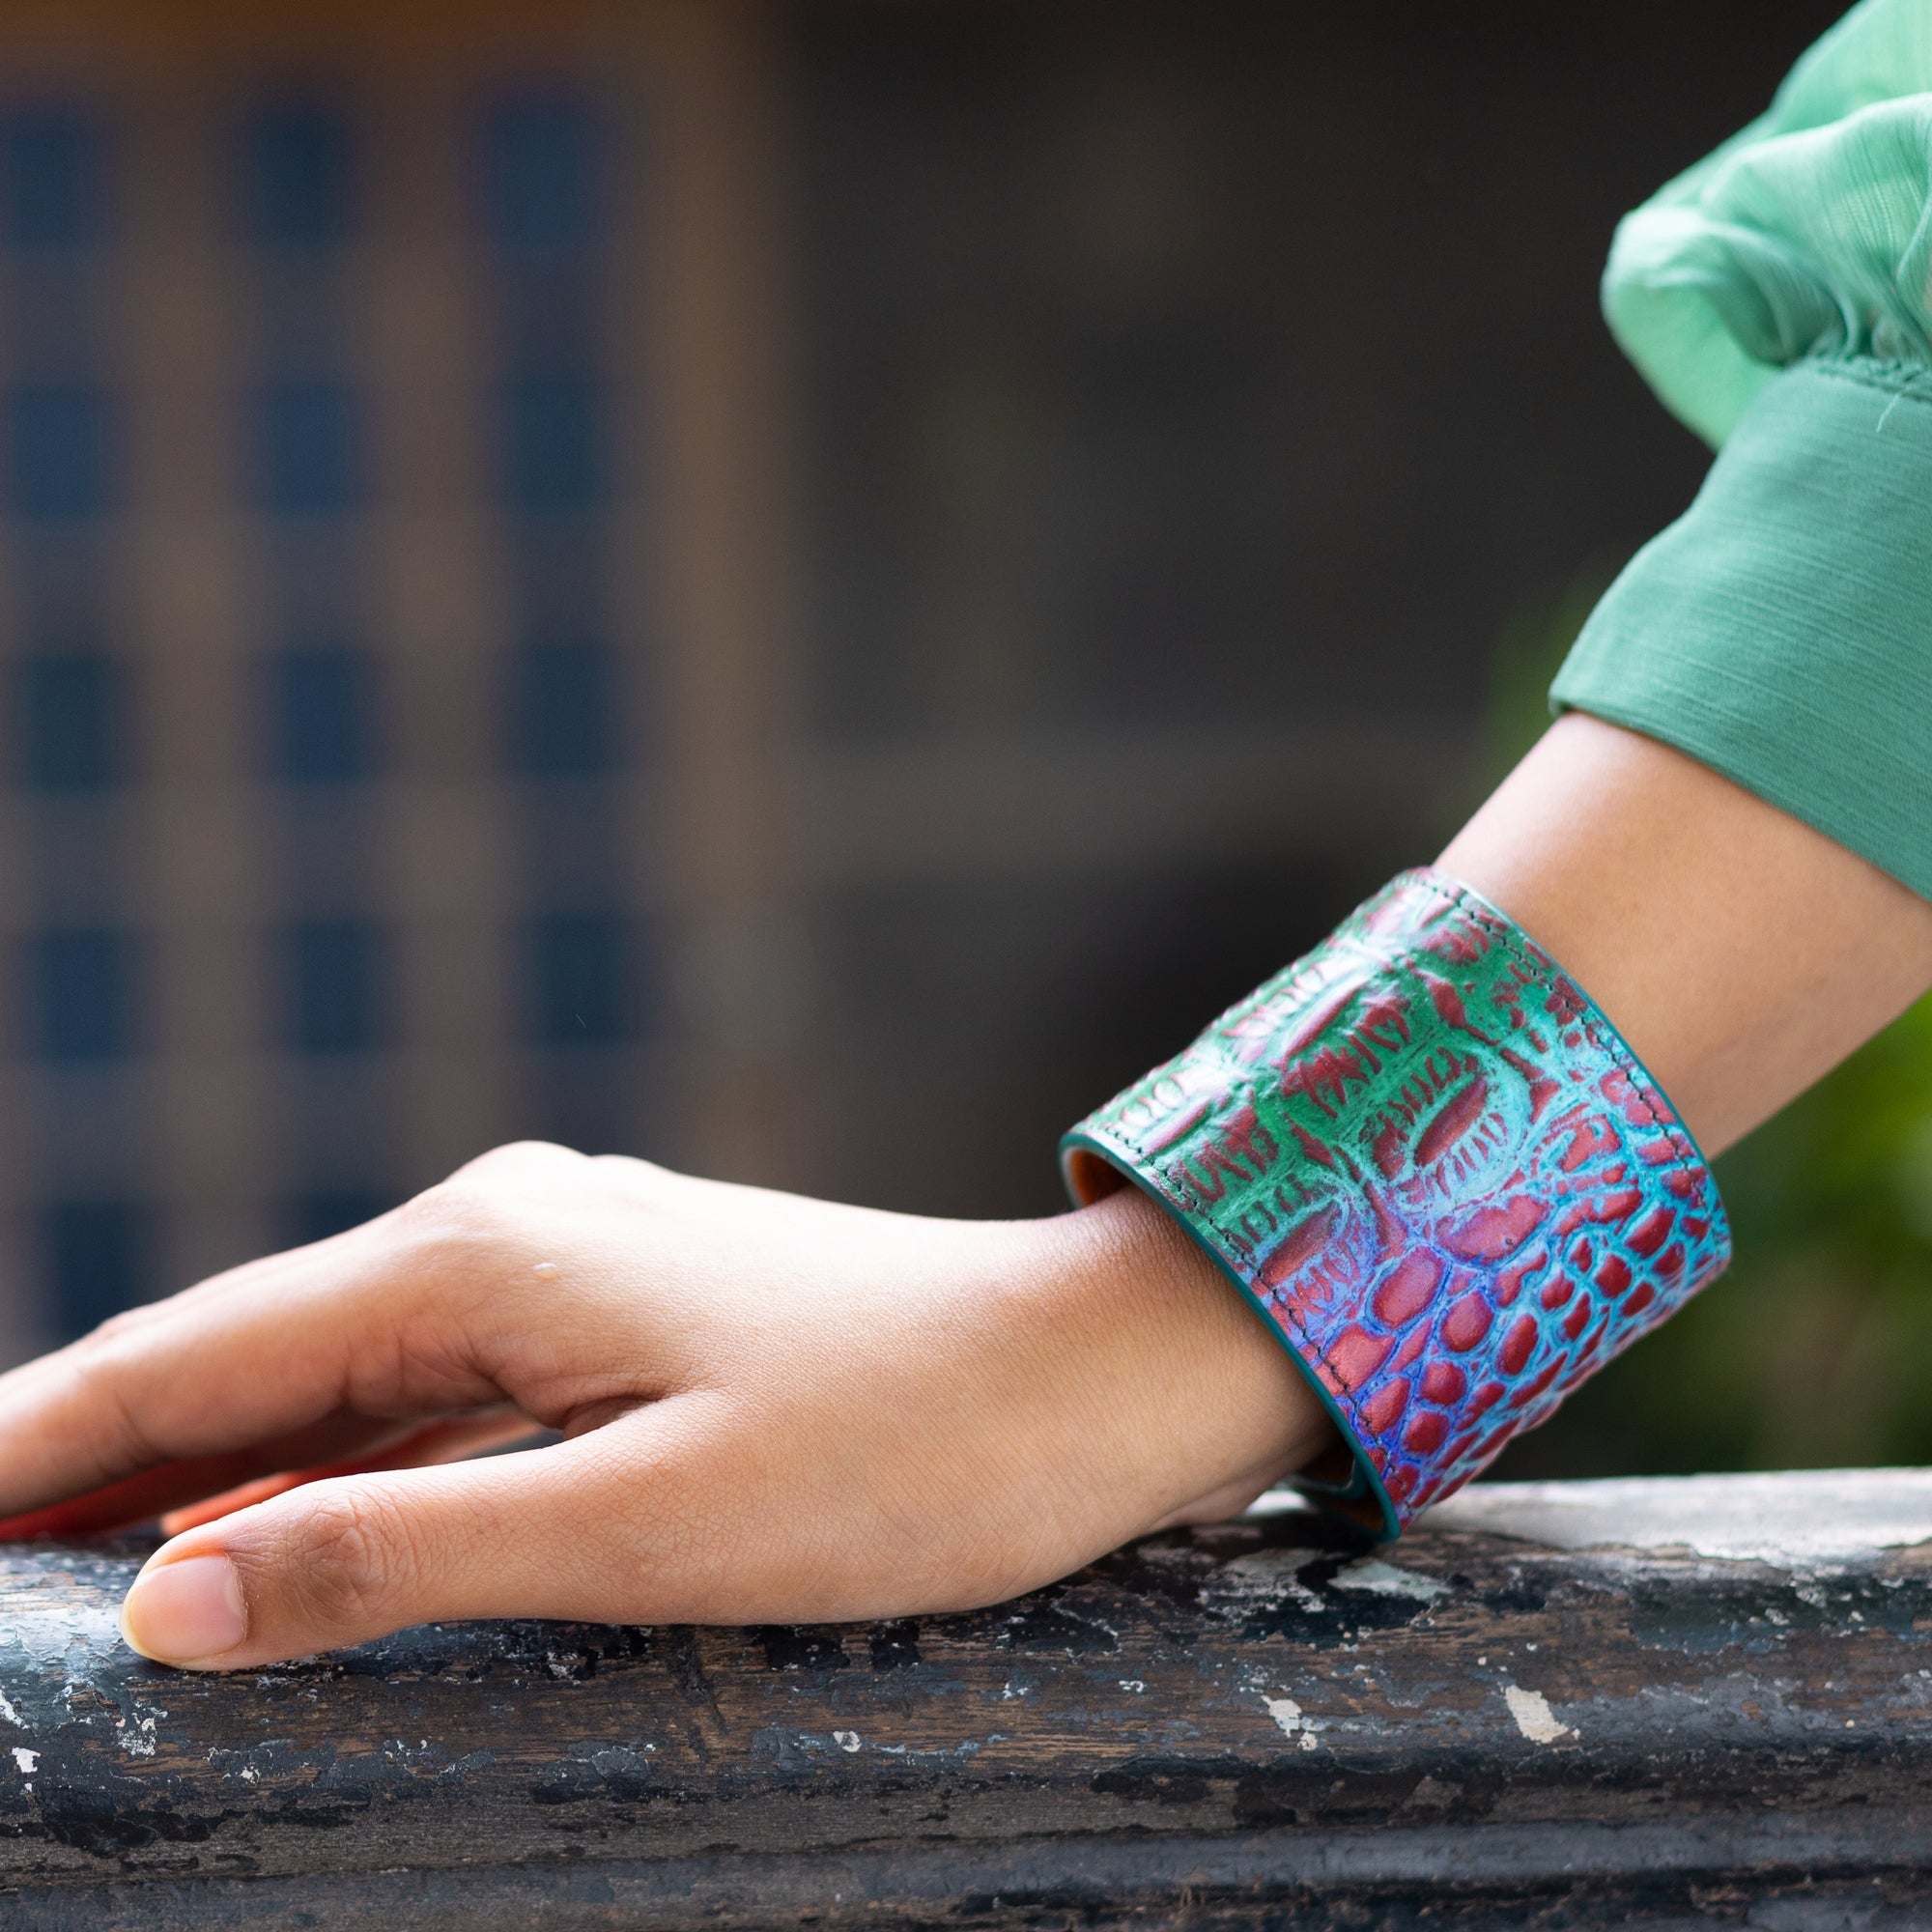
[1061,868,1731,1539]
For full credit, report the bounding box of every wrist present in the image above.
[1047,1186,1337,1516]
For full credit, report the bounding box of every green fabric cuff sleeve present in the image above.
[1551,355,1932,902]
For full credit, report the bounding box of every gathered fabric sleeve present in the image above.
[1551,0,1932,899]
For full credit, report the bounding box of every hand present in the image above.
[0,1144,1328,1669]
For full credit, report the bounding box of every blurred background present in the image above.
[0,0,1919,1482]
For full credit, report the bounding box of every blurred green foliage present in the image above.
[1481,578,1932,1482]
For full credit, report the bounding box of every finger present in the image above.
[119,1419,690,1670]
[0,1407,447,1541]
[0,1212,502,1520]
[0,1461,270,1542]
[156,1410,539,1537]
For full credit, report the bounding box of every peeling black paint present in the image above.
[755,1627,851,1675]
[1629,1572,1924,1654]
[996,1599,1120,1656]
[868,1622,922,1672]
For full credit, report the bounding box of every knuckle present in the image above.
[285,1485,419,1633]
[586,1152,673,1200]
[457,1141,581,1186]
[388,1179,510,1260]
[391,1144,582,1244]
[45,1325,170,1469]
[79,1305,147,1347]
[79,1357,166,1474]
[388,1179,484,1244]
[385,1141,605,1289]
[66,1298,166,1359]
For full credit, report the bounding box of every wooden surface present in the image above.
[0,1469,1931,1926]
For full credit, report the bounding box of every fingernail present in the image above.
[121,1553,246,1665]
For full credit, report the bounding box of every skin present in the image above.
[0,715,1925,1669]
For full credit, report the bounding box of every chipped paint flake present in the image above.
[0,1695,21,1729]
[833,1730,862,1753]
[1206,1549,1327,1616]
[1263,1695,1322,1751]
[1504,1685,1575,1745]
[10,1749,36,1775]
[1332,1557,1449,1602]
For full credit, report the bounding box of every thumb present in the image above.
[118,1438,645,1668]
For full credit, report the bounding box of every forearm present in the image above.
[1441,715,1932,1156]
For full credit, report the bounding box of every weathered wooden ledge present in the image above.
[1,1468,1930,1927]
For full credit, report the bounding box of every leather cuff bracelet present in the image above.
[1061,868,1731,1539]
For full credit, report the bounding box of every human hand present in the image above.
[0,1144,1328,1669]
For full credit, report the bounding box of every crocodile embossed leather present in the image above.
[1062,868,1731,1539]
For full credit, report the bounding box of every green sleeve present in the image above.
[1551,0,1932,899]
